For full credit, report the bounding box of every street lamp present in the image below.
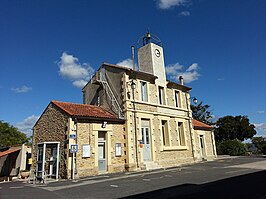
[191,97,198,104]
[127,79,139,168]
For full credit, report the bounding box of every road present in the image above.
[1,156,266,199]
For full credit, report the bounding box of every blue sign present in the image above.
[70,144,78,153]
[69,134,76,139]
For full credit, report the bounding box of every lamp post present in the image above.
[130,79,139,168]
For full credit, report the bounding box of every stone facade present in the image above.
[33,102,127,179]
[74,122,126,178]
[32,103,68,179]
[194,129,217,160]
[83,62,217,172]
[34,40,217,179]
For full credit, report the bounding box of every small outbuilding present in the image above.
[32,100,125,179]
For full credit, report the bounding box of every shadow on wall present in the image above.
[121,170,266,199]
[0,151,20,177]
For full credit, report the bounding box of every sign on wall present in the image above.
[82,144,91,158]
[115,143,122,157]
[70,144,78,153]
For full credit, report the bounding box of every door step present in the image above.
[142,161,162,171]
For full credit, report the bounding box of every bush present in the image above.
[217,139,247,156]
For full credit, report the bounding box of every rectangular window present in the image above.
[140,81,148,102]
[158,86,165,105]
[141,119,150,144]
[161,120,170,146]
[175,91,180,107]
[178,122,185,146]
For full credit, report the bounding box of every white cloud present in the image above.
[157,0,189,9]
[179,11,190,16]
[217,78,225,81]
[255,123,266,130]
[15,115,40,136]
[165,63,183,75]
[254,123,266,137]
[166,62,200,83]
[58,52,94,88]
[11,85,32,93]
[186,63,198,71]
[73,80,88,88]
[116,58,133,69]
[256,110,265,114]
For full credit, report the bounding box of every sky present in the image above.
[0,0,265,138]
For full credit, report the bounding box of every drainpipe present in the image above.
[185,92,195,161]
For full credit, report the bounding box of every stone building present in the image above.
[32,33,217,179]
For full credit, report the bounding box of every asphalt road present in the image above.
[1,156,266,199]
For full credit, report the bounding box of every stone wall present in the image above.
[75,122,126,178]
[32,103,68,179]
[123,72,196,169]
[194,129,216,160]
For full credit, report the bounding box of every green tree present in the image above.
[0,120,30,149]
[252,137,266,155]
[216,139,247,156]
[191,101,214,125]
[214,115,256,142]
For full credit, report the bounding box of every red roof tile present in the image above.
[0,148,20,157]
[51,100,119,119]
[192,119,213,130]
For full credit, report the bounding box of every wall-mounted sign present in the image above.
[70,144,78,153]
[82,144,90,158]
[69,134,76,139]
[115,143,122,157]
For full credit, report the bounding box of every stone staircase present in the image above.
[142,161,162,171]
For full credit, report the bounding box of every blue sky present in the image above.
[0,0,265,138]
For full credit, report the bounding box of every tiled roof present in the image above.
[192,119,213,130]
[0,148,20,157]
[51,100,119,120]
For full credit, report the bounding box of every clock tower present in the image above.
[138,32,166,86]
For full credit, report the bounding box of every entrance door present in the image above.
[98,132,106,172]
[142,127,151,161]
[199,135,206,160]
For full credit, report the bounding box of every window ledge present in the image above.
[163,146,188,151]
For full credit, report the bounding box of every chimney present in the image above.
[131,46,135,70]
[179,76,184,85]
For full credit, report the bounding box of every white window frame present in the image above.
[174,90,180,108]
[158,86,166,105]
[140,81,148,102]
[161,120,170,146]
[178,122,186,146]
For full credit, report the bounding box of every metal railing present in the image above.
[96,70,124,119]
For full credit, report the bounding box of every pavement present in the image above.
[1,156,266,199]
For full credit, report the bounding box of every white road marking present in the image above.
[110,185,118,188]
[143,178,151,181]
[10,186,24,189]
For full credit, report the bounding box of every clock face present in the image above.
[155,49,161,57]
